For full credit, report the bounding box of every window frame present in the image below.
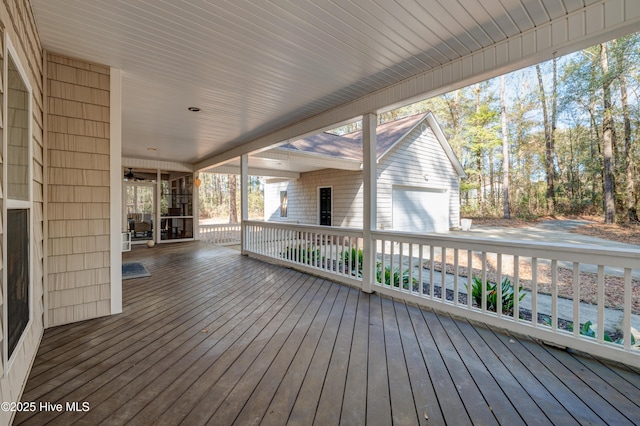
[3,35,33,372]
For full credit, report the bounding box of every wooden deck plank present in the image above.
[22,253,294,425]
[118,274,318,425]
[393,301,442,425]
[425,308,501,425]
[15,242,640,426]
[232,282,341,425]
[489,327,604,425]
[472,325,579,425]
[261,284,349,425]
[340,291,370,425]
[380,297,419,426]
[517,337,637,425]
[454,320,552,425]
[437,314,526,426]
[57,265,302,425]
[32,252,246,365]
[153,276,324,425]
[573,354,640,404]
[22,260,254,411]
[366,294,392,426]
[292,286,355,425]
[406,304,472,426]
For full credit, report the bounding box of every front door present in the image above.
[319,187,332,226]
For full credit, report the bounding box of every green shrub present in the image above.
[339,248,363,277]
[376,263,418,290]
[466,275,525,315]
[281,244,322,266]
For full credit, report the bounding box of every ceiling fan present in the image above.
[123,167,143,181]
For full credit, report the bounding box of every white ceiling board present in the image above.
[32,0,637,166]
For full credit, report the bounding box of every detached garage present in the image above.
[264,112,466,233]
[392,186,450,233]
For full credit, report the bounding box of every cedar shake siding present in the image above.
[46,52,111,326]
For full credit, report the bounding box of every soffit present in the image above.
[32,0,603,164]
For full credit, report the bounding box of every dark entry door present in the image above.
[319,187,332,226]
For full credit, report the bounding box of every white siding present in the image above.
[264,119,461,231]
[377,123,461,231]
[265,169,363,228]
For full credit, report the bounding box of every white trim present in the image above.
[110,68,123,315]
[362,113,377,294]
[122,157,193,173]
[424,112,466,178]
[3,35,34,373]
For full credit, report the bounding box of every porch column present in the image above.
[240,154,249,255]
[362,112,377,293]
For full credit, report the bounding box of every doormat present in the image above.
[122,262,151,280]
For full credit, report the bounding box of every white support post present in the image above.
[240,154,249,255]
[362,113,377,293]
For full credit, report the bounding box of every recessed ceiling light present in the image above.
[188,107,201,112]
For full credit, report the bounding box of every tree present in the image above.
[229,174,238,223]
[536,60,557,212]
[600,43,616,223]
[612,36,639,222]
[500,75,510,218]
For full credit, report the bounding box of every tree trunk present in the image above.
[600,43,616,224]
[229,174,238,223]
[474,84,484,212]
[500,75,510,219]
[536,64,555,213]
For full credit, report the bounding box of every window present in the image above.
[280,191,288,217]
[7,210,29,357]
[7,55,30,201]
[4,39,32,363]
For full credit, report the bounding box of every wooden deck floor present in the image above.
[16,241,640,425]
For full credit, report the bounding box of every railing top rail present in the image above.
[371,229,640,267]
[244,220,364,237]
[200,223,241,228]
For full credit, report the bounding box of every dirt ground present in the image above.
[454,216,640,314]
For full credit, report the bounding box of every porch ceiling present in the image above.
[32,1,634,167]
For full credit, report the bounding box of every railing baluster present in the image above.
[497,253,503,317]
[429,246,435,299]
[532,258,538,327]
[408,243,414,293]
[390,241,395,289]
[419,244,424,296]
[441,247,446,301]
[467,249,472,309]
[513,255,519,321]
[597,265,605,344]
[624,268,632,351]
[573,263,580,338]
[481,252,487,312]
[551,260,558,332]
[453,248,459,305]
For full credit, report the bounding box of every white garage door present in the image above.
[392,187,449,233]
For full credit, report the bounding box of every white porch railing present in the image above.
[199,223,241,245]
[242,221,640,366]
[244,220,364,288]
